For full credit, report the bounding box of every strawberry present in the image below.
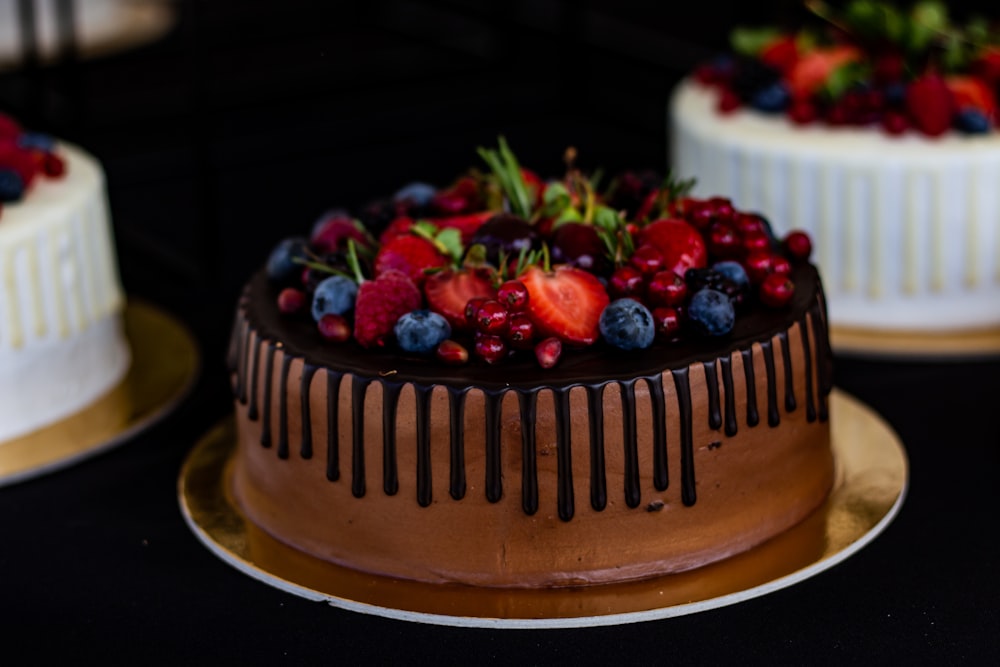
[423,268,497,332]
[786,46,860,100]
[906,72,954,137]
[431,175,481,215]
[973,47,1000,87]
[945,75,996,117]
[760,35,799,73]
[636,218,708,278]
[379,216,416,245]
[520,265,609,347]
[373,234,448,286]
[353,269,422,348]
[431,210,495,244]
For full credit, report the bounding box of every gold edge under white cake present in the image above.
[0,141,130,443]
[670,78,1000,332]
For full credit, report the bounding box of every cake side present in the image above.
[0,142,130,442]
[228,264,834,587]
[671,78,1000,331]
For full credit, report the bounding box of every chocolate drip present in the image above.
[325,371,343,481]
[811,305,832,421]
[586,385,607,512]
[741,347,759,427]
[778,331,797,413]
[703,360,722,430]
[518,391,539,516]
[276,350,293,459]
[798,317,817,422]
[619,379,641,509]
[351,377,371,497]
[381,382,402,496]
[760,339,780,427]
[299,364,318,459]
[247,335,262,421]
[720,355,738,437]
[448,388,467,500]
[646,375,669,492]
[414,385,433,507]
[260,342,276,447]
[238,323,251,405]
[672,368,696,507]
[484,390,504,503]
[554,388,575,522]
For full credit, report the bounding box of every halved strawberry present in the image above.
[907,72,954,137]
[423,267,497,332]
[373,235,448,286]
[520,265,609,347]
[945,75,996,117]
[379,215,416,245]
[637,218,708,278]
[786,46,860,100]
[431,210,495,244]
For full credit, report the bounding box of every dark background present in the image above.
[2,1,999,664]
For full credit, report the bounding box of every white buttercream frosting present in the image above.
[670,78,1000,331]
[0,142,129,442]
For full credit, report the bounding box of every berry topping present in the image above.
[317,314,352,342]
[906,72,953,137]
[435,339,469,365]
[311,215,372,254]
[599,299,656,350]
[394,310,452,355]
[424,269,496,332]
[374,234,448,286]
[474,299,509,335]
[474,332,507,364]
[687,289,736,336]
[507,312,536,350]
[520,265,609,347]
[759,273,796,308]
[353,269,422,348]
[266,237,309,284]
[277,287,307,315]
[496,279,530,312]
[311,275,358,321]
[0,169,25,203]
[782,231,813,263]
[534,337,562,369]
[646,270,688,308]
[651,306,682,340]
[637,218,708,278]
[608,265,645,300]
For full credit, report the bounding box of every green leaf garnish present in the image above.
[731,26,782,56]
[477,136,533,219]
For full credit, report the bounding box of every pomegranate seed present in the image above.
[534,337,562,369]
[317,313,351,342]
[882,111,909,135]
[651,307,682,340]
[435,339,469,365]
[759,274,795,308]
[718,89,742,113]
[277,287,306,315]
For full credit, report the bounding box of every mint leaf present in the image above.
[434,228,464,264]
[731,26,782,57]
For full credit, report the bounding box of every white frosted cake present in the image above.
[0,130,129,442]
[669,3,1000,333]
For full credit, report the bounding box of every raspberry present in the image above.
[353,270,422,348]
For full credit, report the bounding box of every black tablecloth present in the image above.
[3,2,1000,663]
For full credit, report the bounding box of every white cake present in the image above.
[670,78,1000,333]
[0,141,130,442]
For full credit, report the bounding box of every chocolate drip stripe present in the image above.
[586,385,607,512]
[647,375,669,492]
[277,350,293,459]
[760,339,780,427]
[351,377,371,497]
[326,370,343,481]
[448,388,466,500]
[703,360,722,431]
[518,391,539,516]
[238,321,251,405]
[381,382,402,496]
[414,385,433,507]
[484,390,503,503]
[672,368,696,507]
[720,355,738,437]
[260,341,276,447]
[554,388,574,522]
[741,347,759,427]
[247,333,262,421]
[778,330,797,413]
[799,317,817,423]
[300,364,318,459]
[620,380,641,509]
[811,305,832,422]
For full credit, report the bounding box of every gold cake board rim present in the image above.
[178,389,907,629]
[0,300,200,487]
[830,323,1000,359]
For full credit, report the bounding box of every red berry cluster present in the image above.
[0,113,67,218]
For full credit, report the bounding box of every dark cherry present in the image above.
[550,222,610,275]
[651,306,682,340]
[759,273,795,307]
[629,244,666,276]
[783,230,813,262]
[743,251,775,285]
[646,270,687,308]
[470,214,539,266]
[608,265,645,299]
[707,221,742,259]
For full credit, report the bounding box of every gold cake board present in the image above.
[0,300,199,487]
[831,324,1000,359]
[178,390,907,628]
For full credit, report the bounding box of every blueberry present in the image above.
[687,288,736,336]
[599,299,655,350]
[311,275,358,321]
[954,108,991,134]
[266,237,309,284]
[393,181,437,207]
[16,132,55,151]
[0,169,25,202]
[394,310,451,355]
[711,261,750,290]
[883,81,907,107]
[751,81,791,113]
